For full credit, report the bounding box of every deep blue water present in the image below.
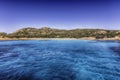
[0,40,120,80]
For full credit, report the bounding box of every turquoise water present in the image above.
[0,40,120,80]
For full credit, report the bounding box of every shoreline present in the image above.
[0,37,120,41]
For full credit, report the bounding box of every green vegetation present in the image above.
[0,32,7,38]
[0,27,120,39]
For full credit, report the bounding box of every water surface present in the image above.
[0,40,120,80]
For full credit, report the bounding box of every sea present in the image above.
[0,40,120,80]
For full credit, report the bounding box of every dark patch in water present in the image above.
[0,71,33,80]
[0,47,13,53]
[12,44,32,47]
[33,65,75,80]
[0,63,76,80]
[95,40,120,43]
[110,46,120,55]
[0,52,4,56]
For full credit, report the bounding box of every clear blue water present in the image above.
[0,40,120,80]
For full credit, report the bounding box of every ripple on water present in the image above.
[0,40,120,80]
[110,46,120,55]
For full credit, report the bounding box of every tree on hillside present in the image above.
[0,32,7,38]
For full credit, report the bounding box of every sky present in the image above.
[0,0,120,33]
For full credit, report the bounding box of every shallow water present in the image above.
[0,40,120,80]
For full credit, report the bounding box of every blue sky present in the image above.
[0,0,120,33]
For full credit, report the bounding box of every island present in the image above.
[0,27,120,40]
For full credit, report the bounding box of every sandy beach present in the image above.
[0,37,120,40]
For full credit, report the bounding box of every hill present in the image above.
[0,27,120,39]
